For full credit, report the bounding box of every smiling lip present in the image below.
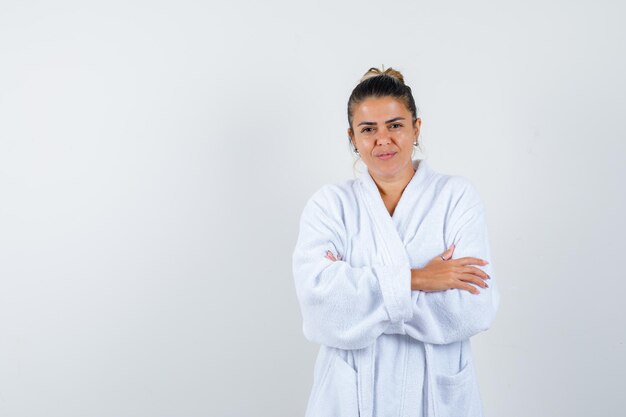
[376,152,396,160]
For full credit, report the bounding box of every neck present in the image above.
[369,161,416,197]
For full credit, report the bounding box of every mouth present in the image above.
[376,152,397,160]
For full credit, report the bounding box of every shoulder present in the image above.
[303,178,358,218]
[422,162,484,211]
[297,180,357,239]
[443,175,484,209]
[434,173,487,235]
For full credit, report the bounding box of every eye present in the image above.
[389,123,403,129]
[361,127,375,133]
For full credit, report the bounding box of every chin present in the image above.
[372,165,399,177]
[369,156,411,176]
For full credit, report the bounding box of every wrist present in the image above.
[410,268,423,291]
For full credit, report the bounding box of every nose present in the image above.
[374,128,392,145]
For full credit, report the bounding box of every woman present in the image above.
[292,67,500,417]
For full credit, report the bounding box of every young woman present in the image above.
[292,67,500,417]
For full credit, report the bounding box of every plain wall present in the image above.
[0,0,624,416]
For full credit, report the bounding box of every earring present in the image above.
[349,138,359,155]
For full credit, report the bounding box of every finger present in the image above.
[459,266,490,280]
[460,274,489,289]
[460,281,481,294]
[439,244,455,260]
[450,279,481,294]
[454,256,489,266]
[465,283,481,294]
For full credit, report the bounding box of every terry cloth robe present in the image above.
[292,158,500,417]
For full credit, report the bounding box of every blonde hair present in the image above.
[358,65,406,84]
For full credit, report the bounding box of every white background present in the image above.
[1,0,624,416]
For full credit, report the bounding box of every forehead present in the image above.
[352,96,410,121]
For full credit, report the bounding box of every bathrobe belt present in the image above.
[356,343,376,417]
[424,342,436,416]
[357,341,436,417]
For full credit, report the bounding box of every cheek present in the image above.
[356,139,373,150]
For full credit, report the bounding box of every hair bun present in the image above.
[359,65,405,84]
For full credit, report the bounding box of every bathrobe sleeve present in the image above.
[400,181,501,345]
[292,189,413,350]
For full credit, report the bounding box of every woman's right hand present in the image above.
[410,244,490,294]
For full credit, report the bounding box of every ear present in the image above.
[413,118,422,136]
[347,127,355,145]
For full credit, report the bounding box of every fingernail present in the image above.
[485,283,489,288]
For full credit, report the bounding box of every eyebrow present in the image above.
[357,117,405,127]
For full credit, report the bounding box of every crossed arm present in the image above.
[292,191,500,350]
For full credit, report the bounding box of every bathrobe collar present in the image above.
[356,158,434,265]
[358,159,433,222]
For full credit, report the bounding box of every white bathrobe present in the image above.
[292,158,500,417]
